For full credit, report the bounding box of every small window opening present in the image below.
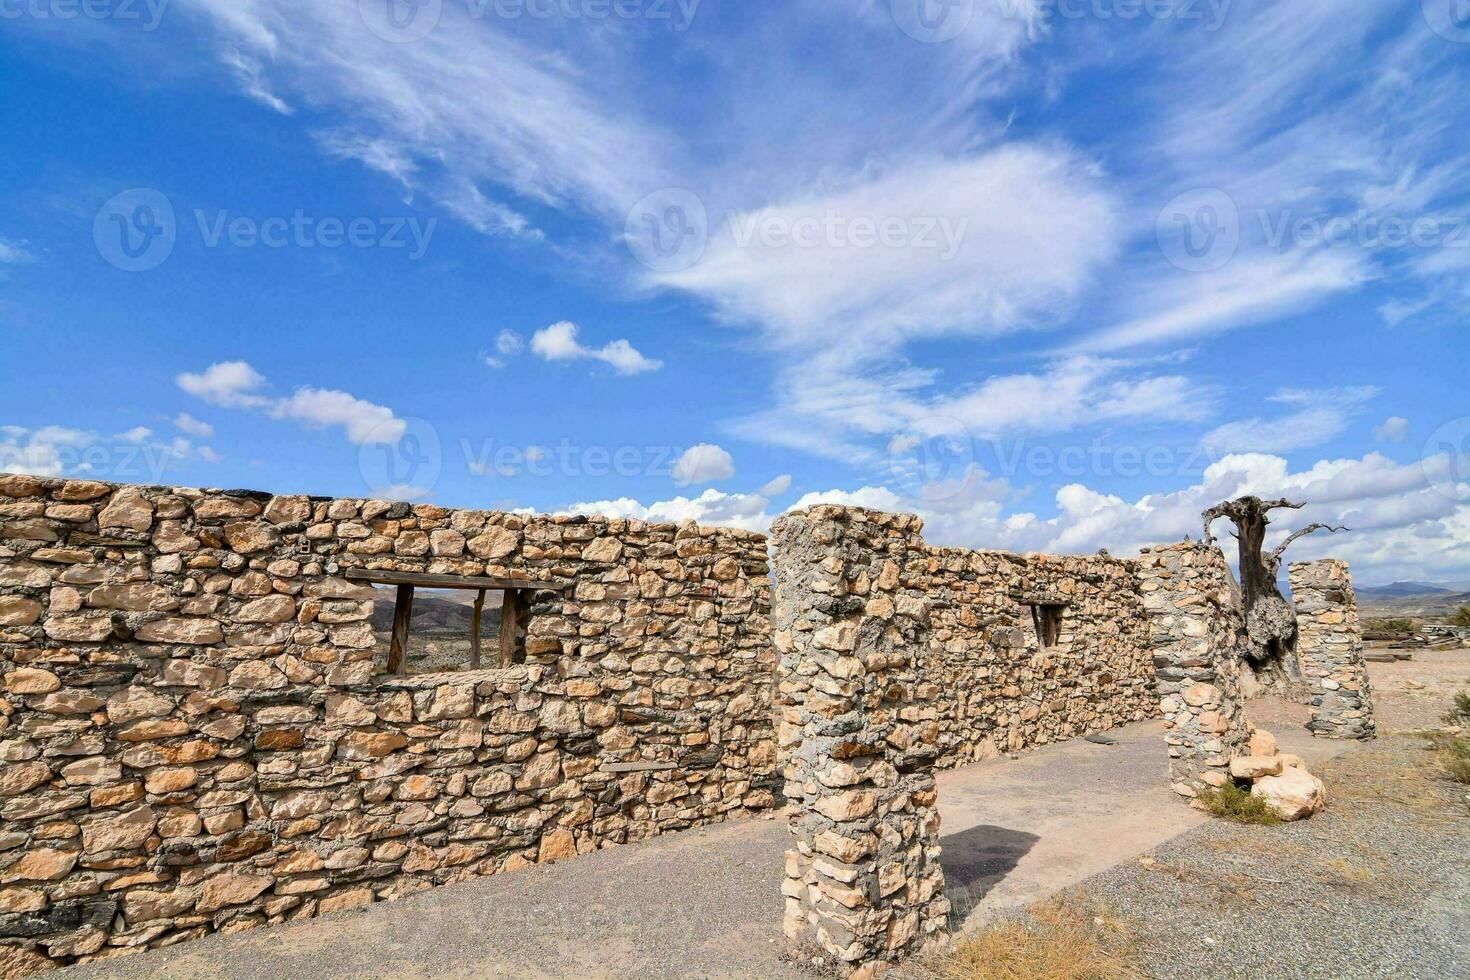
[346,570,537,675]
[1030,603,1067,649]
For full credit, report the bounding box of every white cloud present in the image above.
[554,446,1470,582]
[759,474,792,496]
[269,387,406,445]
[1373,416,1410,443]
[672,444,735,487]
[176,361,270,408]
[564,488,772,533]
[0,237,32,264]
[0,425,221,479]
[732,354,1212,466]
[483,329,526,369]
[1201,386,1379,456]
[177,361,407,446]
[0,426,97,477]
[174,413,215,438]
[1081,251,1372,353]
[115,426,152,444]
[656,145,1119,352]
[182,1,672,239]
[530,321,662,375]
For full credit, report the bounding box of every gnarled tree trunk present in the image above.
[1202,496,1346,693]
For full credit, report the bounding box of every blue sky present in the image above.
[2,0,1469,584]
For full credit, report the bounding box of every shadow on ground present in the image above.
[940,824,1040,908]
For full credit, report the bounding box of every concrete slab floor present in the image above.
[61,707,1371,980]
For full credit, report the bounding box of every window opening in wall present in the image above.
[346,570,538,675]
[1030,603,1068,649]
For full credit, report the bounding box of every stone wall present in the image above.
[1136,542,1251,796]
[0,475,774,972]
[1289,560,1375,740]
[924,547,1156,768]
[772,507,947,975]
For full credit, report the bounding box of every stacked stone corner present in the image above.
[1136,541,1251,797]
[772,506,948,976]
[1289,559,1375,740]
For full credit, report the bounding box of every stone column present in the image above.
[1136,542,1251,797]
[771,506,948,975]
[1290,560,1375,740]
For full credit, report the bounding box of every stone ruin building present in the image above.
[0,476,1374,976]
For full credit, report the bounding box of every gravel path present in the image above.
[1071,732,1470,979]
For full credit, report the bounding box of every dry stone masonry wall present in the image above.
[924,548,1156,768]
[0,476,1374,974]
[1135,542,1251,796]
[0,475,774,972]
[1289,560,1374,741]
[772,507,948,974]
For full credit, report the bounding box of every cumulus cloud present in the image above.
[1373,416,1410,443]
[672,444,735,487]
[555,449,1470,584]
[483,329,525,369]
[270,387,406,445]
[115,426,153,444]
[174,413,215,438]
[177,361,407,445]
[563,488,773,533]
[1,424,219,479]
[530,321,662,375]
[759,474,792,496]
[176,361,270,408]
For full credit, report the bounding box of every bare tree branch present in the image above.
[1266,523,1349,573]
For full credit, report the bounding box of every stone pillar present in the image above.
[1290,560,1375,740]
[771,506,948,975]
[1136,542,1251,797]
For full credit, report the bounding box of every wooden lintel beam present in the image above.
[346,569,542,591]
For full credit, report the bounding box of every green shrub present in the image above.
[1444,691,1470,727]
[1196,783,1282,825]
[1367,617,1415,634]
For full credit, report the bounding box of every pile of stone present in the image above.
[1208,727,1326,821]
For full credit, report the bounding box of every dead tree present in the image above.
[1201,496,1347,687]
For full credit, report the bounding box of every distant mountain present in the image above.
[1358,581,1454,598]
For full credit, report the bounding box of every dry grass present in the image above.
[1195,782,1282,825]
[917,901,1142,980]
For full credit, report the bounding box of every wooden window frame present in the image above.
[344,570,540,675]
